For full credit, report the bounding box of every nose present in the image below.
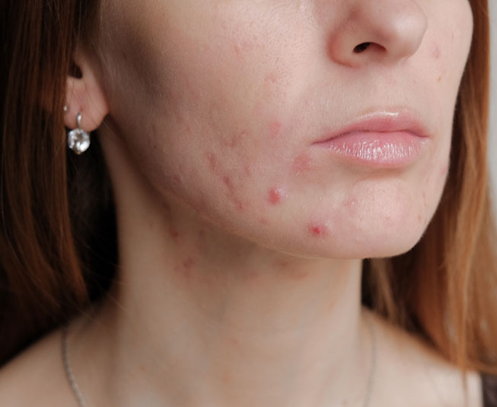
[327,0,428,67]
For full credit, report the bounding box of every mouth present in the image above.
[312,108,431,167]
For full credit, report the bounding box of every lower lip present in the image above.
[314,131,429,167]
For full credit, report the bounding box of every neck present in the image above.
[73,138,373,407]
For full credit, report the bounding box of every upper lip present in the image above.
[313,108,431,144]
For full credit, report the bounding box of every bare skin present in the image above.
[0,0,481,406]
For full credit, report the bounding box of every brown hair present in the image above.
[1,0,496,381]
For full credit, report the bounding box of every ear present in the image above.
[64,48,109,131]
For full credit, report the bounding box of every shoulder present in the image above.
[367,310,483,406]
[0,327,76,406]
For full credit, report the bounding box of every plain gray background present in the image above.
[490,1,496,204]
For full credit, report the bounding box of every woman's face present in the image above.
[97,0,473,258]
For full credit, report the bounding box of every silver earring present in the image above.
[63,105,69,113]
[67,113,91,155]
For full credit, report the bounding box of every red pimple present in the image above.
[308,223,328,237]
[268,187,287,205]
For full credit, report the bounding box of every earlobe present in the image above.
[64,49,109,132]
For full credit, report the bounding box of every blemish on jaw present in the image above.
[307,223,328,237]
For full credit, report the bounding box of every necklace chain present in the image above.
[61,311,376,407]
[61,324,88,407]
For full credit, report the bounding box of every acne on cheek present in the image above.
[430,43,441,60]
[267,187,288,205]
[429,42,447,83]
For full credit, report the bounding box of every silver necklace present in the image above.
[62,311,377,407]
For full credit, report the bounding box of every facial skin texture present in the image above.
[62,1,477,406]
[95,0,467,259]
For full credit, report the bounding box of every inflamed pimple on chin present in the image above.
[307,223,329,238]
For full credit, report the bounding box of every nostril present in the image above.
[354,42,371,53]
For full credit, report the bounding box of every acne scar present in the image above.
[259,217,269,225]
[441,165,449,177]
[173,174,183,186]
[223,175,246,212]
[269,121,282,138]
[222,373,232,384]
[431,44,441,60]
[170,228,180,240]
[223,175,233,189]
[264,73,278,85]
[344,198,358,210]
[293,153,313,174]
[183,257,196,270]
[206,153,218,172]
[227,131,247,148]
[290,271,310,281]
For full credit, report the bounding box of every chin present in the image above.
[275,208,432,261]
[333,218,429,260]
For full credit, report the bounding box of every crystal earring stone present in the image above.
[67,113,91,155]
